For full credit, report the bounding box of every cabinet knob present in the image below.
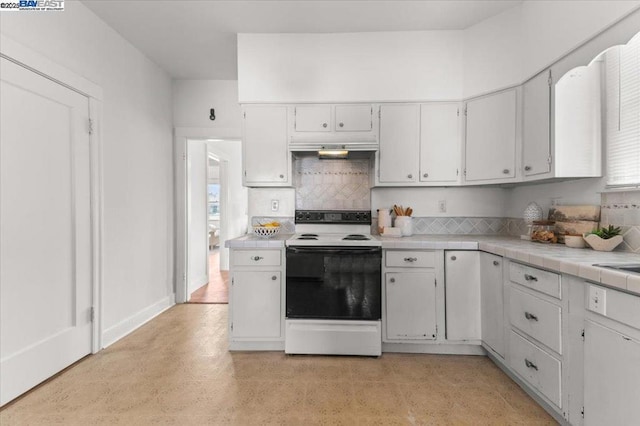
[493,260,500,266]
[524,274,538,282]
[450,256,457,261]
[271,275,277,281]
[502,169,510,174]
[525,359,539,371]
[524,165,532,171]
[404,257,417,262]
[322,123,328,128]
[279,174,284,179]
[339,122,344,127]
[407,174,413,179]
[524,311,539,321]
[389,278,396,283]
[252,256,263,261]
[423,173,428,178]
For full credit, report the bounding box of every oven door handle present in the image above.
[287,246,381,255]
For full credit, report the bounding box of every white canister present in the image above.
[378,209,392,234]
[394,216,413,236]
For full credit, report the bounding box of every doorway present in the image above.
[177,136,247,304]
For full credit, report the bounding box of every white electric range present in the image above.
[284,210,382,356]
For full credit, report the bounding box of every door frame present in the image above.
[174,128,241,303]
[0,34,104,352]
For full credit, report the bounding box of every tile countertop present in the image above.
[226,233,640,295]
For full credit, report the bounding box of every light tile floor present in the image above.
[0,305,557,425]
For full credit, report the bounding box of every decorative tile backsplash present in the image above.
[372,217,508,235]
[294,155,371,210]
[601,190,640,253]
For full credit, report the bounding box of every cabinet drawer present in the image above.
[386,250,436,268]
[510,262,561,299]
[510,287,562,354]
[233,250,281,267]
[509,330,561,408]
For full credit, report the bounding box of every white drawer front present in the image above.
[510,262,561,299]
[509,330,562,408]
[509,287,562,354]
[386,250,436,268]
[233,250,281,267]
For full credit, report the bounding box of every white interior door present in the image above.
[1,57,92,406]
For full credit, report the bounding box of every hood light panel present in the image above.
[318,150,349,159]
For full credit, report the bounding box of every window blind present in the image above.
[606,34,640,186]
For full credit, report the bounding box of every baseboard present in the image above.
[382,342,486,355]
[188,274,209,297]
[101,293,175,348]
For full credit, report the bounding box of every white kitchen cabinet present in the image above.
[335,104,372,131]
[385,271,437,340]
[229,248,285,350]
[480,252,505,357]
[445,251,481,341]
[419,103,461,183]
[583,320,640,426]
[294,105,331,132]
[523,69,552,177]
[464,88,518,183]
[242,105,290,186]
[378,104,420,183]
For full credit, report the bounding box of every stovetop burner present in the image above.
[343,234,370,241]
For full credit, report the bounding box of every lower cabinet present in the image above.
[229,248,285,349]
[385,271,437,340]
[445,251,481,341]
[480,252,505,356]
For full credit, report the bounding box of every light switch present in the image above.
[588,285,606,315]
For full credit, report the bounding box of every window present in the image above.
[605,33,640,187]
[207,184,220,220]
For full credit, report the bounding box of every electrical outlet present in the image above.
[271,199,279,212]
[438,200,447,213]
[588,285,606,315]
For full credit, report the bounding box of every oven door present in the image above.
[286,246,381,321]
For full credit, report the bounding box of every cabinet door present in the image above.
[445,251,481,341]
[420,103,460,182]
[480,253,505,356]
[243,106,289,185]
[335,105,372,131]
[465,89,517,182]
[385,272,436,340]
[231,271,281,339]
[294,105,331,132]
[523,70,552,177]
[378,104,420,183]
[584,320,640,426]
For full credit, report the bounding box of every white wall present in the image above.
[238,31,464,103]
[188,141,209,295]
[173,80,242,131]
[248,188,297,219]
[1,2,174,344]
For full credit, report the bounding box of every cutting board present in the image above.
[548,206,600,242]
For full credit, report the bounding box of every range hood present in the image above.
[289,136,379,153]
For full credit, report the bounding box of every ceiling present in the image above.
[83,0,521,80]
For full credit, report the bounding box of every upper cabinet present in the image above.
[242,105,291,187]
[523,70,552,178]
[420,103,461,184]
[464,88,519,183]
[294,105,331,132]
[334,105,373,132]
[378,104,420,184]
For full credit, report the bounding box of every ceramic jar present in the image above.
[394,216,413,236]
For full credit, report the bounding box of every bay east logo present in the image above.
[0,0,64,11]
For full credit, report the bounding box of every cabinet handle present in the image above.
[524,311,538,321]
[525,359,538,371]
[279,174,284,179]
[503,169,510,174]
[252,256,263,261]
[450,256,457,261]
[339,122,344,127]
[423,173,429,178]
[322,123,328,128]
[493,260,500,266]
[407,174,413,179]
[404,257,418,262]
[271,275,277,281]
[524,274,538,282]
[390,277,396,283]
[524,165,532,171]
